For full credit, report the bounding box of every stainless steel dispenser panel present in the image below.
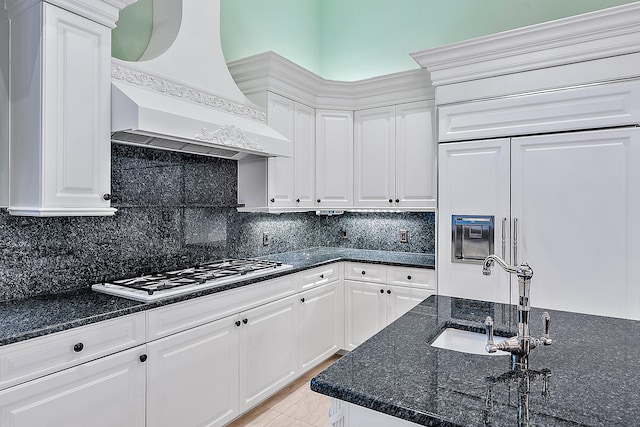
[451,215,495,264]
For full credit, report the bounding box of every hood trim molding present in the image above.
[112,63,266,123]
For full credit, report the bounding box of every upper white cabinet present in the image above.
[354,102,436,209]
[238,92,315,211]
[229,52,435,212]
[4,0,132,216]
[315,110,354,208]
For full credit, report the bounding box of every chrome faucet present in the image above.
[482,254,552,370]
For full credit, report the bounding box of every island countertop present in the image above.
[311,295,640,426]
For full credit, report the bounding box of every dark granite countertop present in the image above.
[0,247,434,347]
[311,295,640,426]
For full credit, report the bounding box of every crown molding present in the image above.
[411,2,640,88]
[227,51,434,111]
[5,0,136,27]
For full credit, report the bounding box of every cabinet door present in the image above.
[354,106,395,207]
[239,295,298,412]
[512,128,640,319]
[315,110,354,207]
[385,285,434,324]
[267,92,295,208]
[343,280,386,351]
[0,346,145,427]
[437,139,512,303]
[9,3,114,216]
[146,316,240,427]
[294,102,316,208]
[298,281,343,373]
[395,101,436,209]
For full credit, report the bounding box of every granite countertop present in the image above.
[0,247,434,347]
[311,295,640,426]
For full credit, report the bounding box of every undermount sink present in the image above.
[431,327,508,356]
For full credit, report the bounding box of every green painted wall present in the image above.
[221,0,321,75]
[317,0,638,80]
[94,0,640,80]
[112,0,153,61]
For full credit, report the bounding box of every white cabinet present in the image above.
[239,295,299,412]
[5,0,125,216]
[437,139,511,303]
[266,93,296,207]
[438,128,640,319]
[316,110,354,208]
[344,280,387,350]
[0,346,146,427]
[146,316,240,427]
[395,102,436,209]
[0,313,146,426]
[343,263,435,350]
[354,102,436,209]
[511,129,640,319]
[238,92,315,211]
[354,106,396,207]
[298,280,343,373]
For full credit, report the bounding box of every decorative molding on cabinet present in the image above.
[5,0,136,28]
[112,64,267,123]
[227,51,434,110]
[411,2,640,88]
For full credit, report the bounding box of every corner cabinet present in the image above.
[4,0,129,216]
[354,102,436,209]
[343,263,436,351]
[315,110,354,208]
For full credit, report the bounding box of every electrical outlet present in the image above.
[262,232,270,246]
[400,230,408,243]
[342,227,348,239]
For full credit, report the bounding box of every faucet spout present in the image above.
[482,254,517,276]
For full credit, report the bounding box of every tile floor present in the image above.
[227,354,342,427]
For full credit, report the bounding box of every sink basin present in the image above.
[431,328,509,356]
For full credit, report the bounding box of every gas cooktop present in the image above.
[91,259,293,302]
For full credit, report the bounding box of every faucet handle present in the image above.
[485,316,498,353]
[541,312,552,345]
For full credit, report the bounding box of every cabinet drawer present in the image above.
[147,275,296,340]
[298,264,341,292]
[387,266,436,290]
[344,262,386,283]
[0,313,145,391]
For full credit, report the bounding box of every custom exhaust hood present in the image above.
[111,0,291,159]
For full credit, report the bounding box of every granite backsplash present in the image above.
[0,145,435,302]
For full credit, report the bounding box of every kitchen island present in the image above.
[311,295,640,426]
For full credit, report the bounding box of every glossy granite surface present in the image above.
[311,295,640,426]
[0,248,434,346]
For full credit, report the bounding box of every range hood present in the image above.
[111,0,291,159]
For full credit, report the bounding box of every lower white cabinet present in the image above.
[344,281,434,351]
[146,316,240,427]
[298,281,343,373]
[344,280,387,350]
[0,346,146,427]
[239,295,299,412]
